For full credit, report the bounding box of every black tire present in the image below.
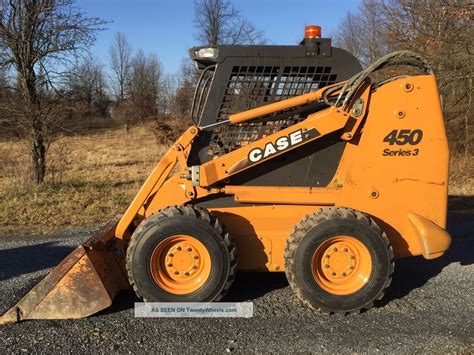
[285,207,394,313]
[126,205,237,302]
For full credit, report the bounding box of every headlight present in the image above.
[194,47,218,59]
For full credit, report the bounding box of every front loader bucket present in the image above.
[0,218,130,325]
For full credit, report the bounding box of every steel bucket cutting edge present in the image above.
[0,218,130,325]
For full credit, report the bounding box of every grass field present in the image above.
[0,121,472,235]
[0,122,166,235]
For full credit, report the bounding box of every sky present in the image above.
[76,0,359,75]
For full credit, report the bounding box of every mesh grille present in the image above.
[208,65,337,156]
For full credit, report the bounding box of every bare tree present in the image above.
[0,0,105,183]
[65,56,107,112]
[361,0,387,64]
[0,67,11,128]
[174,0,265,128]
[334,0,387,66]
[109,32,132,103]
[128,50,164,121]
[162,74,177,116]
[155,70,192,144]
[193,0,264,45]
[169,58,199,120]
[172,79,195,120]
[334,12,364,60]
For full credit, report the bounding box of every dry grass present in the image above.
[449,154,474,196]
[0,121,167,235]
[0,122,472,235]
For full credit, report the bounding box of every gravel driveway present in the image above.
[0,206,473,353]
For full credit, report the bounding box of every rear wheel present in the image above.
[126,205,236,302]
[285,207,394,313]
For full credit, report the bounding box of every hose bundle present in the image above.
[322,51,433,108]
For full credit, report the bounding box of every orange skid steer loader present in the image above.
[0,29,451,324]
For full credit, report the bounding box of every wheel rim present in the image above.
[150,235,211,295]
[311,236,372,295]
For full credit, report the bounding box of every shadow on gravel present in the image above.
[93,272,290,316]
[378,195,474,307]
[224,272,289,302]
[95,290,140,317]
[0,243,74,281]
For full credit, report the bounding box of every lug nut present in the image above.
[193,255,199,259]
[331,272,336,276]
[167,263,173,267]
[187,247,192,252]
[342,272,347,276]
[325,255,330,259]
[177,246,182,251]
[325,264,330,268]
[193,265,198,269]
[168,253,174,257]
[333,248,338,252]
[174,271,179,275]
[184,272,190,276]
[350,255,355,260]
[344,248,348,252]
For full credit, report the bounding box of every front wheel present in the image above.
[285,207,394,313]
[126,205,237,302]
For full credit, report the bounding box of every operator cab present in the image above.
[188,26,362,187]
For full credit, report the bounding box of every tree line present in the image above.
[0,0,262,184]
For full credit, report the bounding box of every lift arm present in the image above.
[199,82,370,187]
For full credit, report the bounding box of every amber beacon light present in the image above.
[305,25,321,39]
